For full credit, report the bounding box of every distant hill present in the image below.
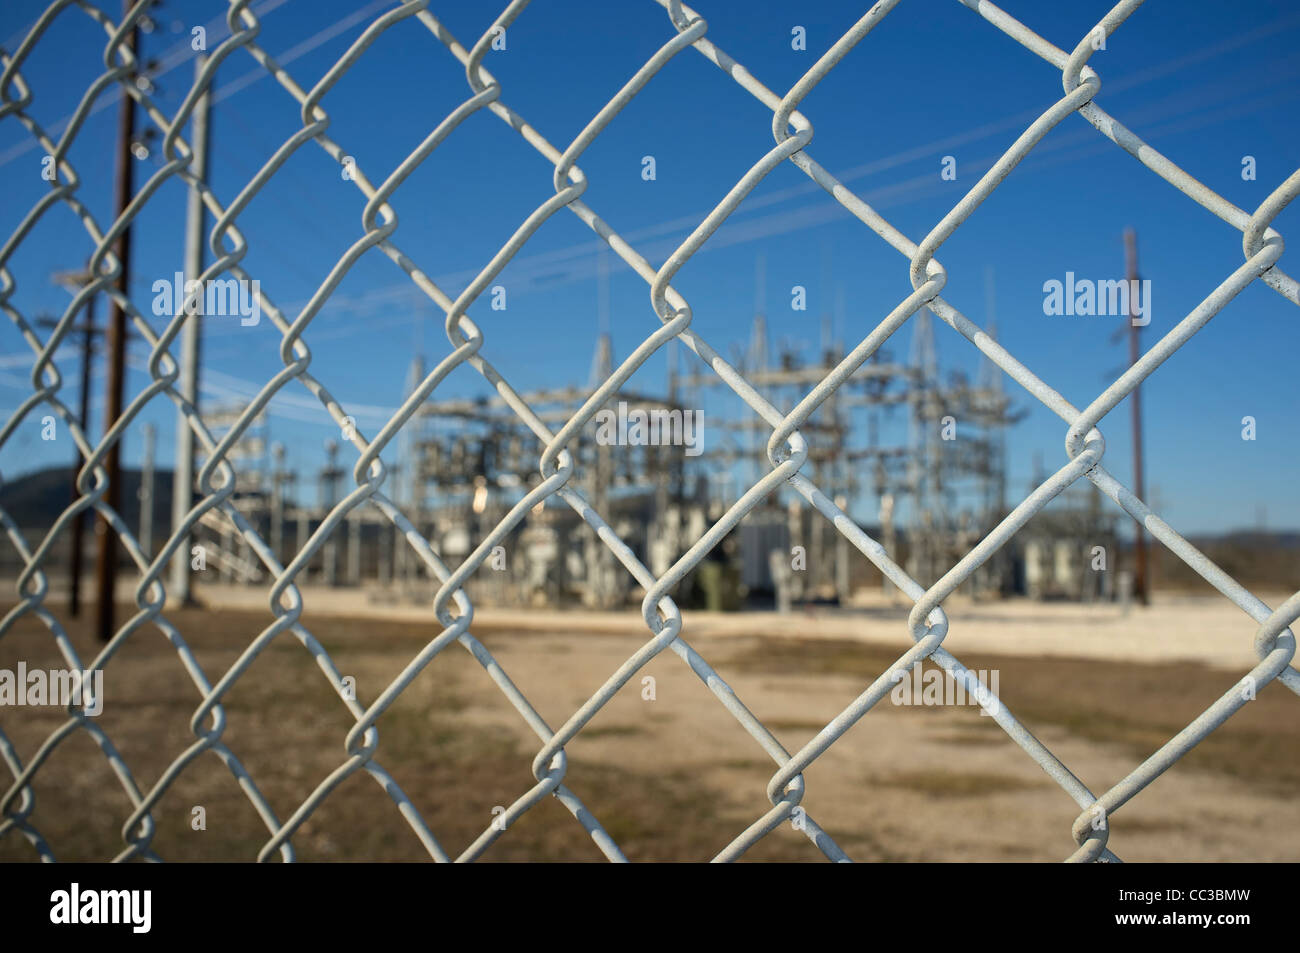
[1152,531,1300,591]
[0,465,178,532]
[1194,530,1300,550]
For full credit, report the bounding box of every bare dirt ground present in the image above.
[0,588,1296,862]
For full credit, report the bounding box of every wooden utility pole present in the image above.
[94,0,139,642]
[49,273,98,616]
[1124,228,1148,606]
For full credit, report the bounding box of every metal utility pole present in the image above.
[395,354,424,589]
[1124,227,1148,606]
[169,54,211,607]
[909,306,941,586]
[94,0,139,642]
[320,439,342,587]
[139,422,155,557]
[586,330,614,608]
[50,272,97,616]
[270,442,286,566]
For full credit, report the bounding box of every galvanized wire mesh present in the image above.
[1,0,1297,863]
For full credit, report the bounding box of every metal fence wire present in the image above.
[1,0,1298,863]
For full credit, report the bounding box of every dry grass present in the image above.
[867,770,1045,797]
[721,637,1300,794]
[0,601,1296,862]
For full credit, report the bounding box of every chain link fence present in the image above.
[1,0,1297,862]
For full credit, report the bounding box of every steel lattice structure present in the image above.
[1,0,1297,863]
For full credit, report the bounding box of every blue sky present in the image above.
[1,0,1297,534]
